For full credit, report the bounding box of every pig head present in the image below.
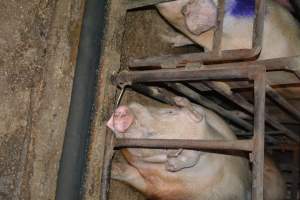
[107,97,252,199]
[107,97,209,171]
[156,0,300,59]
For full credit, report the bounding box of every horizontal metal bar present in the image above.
[112,66,261,86]
[129,55,300,72]
[129,49,261,68]
[126,0,175,10]
[115,138,253,152]
[131,84,177,105]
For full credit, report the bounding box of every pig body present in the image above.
[156,0,300,59]
[108,97,252,200]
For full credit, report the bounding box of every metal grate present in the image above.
[102,65,267,200]
[99,0,300,199]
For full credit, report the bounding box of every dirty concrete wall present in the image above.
[0,0,84,199]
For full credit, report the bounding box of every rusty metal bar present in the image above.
[112,66,256,86]
[126,0,175,10]
[129,52,300,72]
[266,85,300,121]
[197,82,300,141]
[252,68,266,200]
[212,0,225,55]
[115,138,253,151]
[166,83,253,130]
[252,0,265,49]
[131,84,177,105]
[197,55,300,73]
[100,130,115,200]
[129,49,261,68]
[291,147,300,200]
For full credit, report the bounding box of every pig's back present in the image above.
[261,0,300,59]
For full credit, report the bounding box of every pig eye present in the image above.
[161,109,177,115]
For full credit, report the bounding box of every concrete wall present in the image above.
[0,0,84,199]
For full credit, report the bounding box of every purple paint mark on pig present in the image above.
[230,0,255,17]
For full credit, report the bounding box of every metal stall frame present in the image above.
[98,0,300,199]
[101,65,266,200]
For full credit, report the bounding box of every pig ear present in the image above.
[106,106,135,133]
[182,0,217,35]
[173,97,204,122]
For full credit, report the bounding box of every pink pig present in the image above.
[156,0,300,59]
[107,97,286,200]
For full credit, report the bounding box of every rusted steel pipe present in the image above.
[252,68,266,200]
[266,85,300,121]
[129,49,261,68]
[198,82,300,142]
[115,138,253,152]
[212,0,225,55]
[129,55,300,72]
[131,84,177,105]
[252,0,265,49]
[112,66,257,86]
[100,130,115,200]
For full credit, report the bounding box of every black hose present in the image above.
[55,0,107,199]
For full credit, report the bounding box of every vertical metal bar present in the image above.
[291,147,299,200]
[252,68,266,200]
[212,0,225,55]
[100,131,115,200]
[252,0,265,49]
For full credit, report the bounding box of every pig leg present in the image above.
[166,150,201,172]
[111,162,147,192]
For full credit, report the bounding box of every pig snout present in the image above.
[107,106,135,133]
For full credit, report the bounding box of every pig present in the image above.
[107,97,285,200]
[156,0,300,60]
